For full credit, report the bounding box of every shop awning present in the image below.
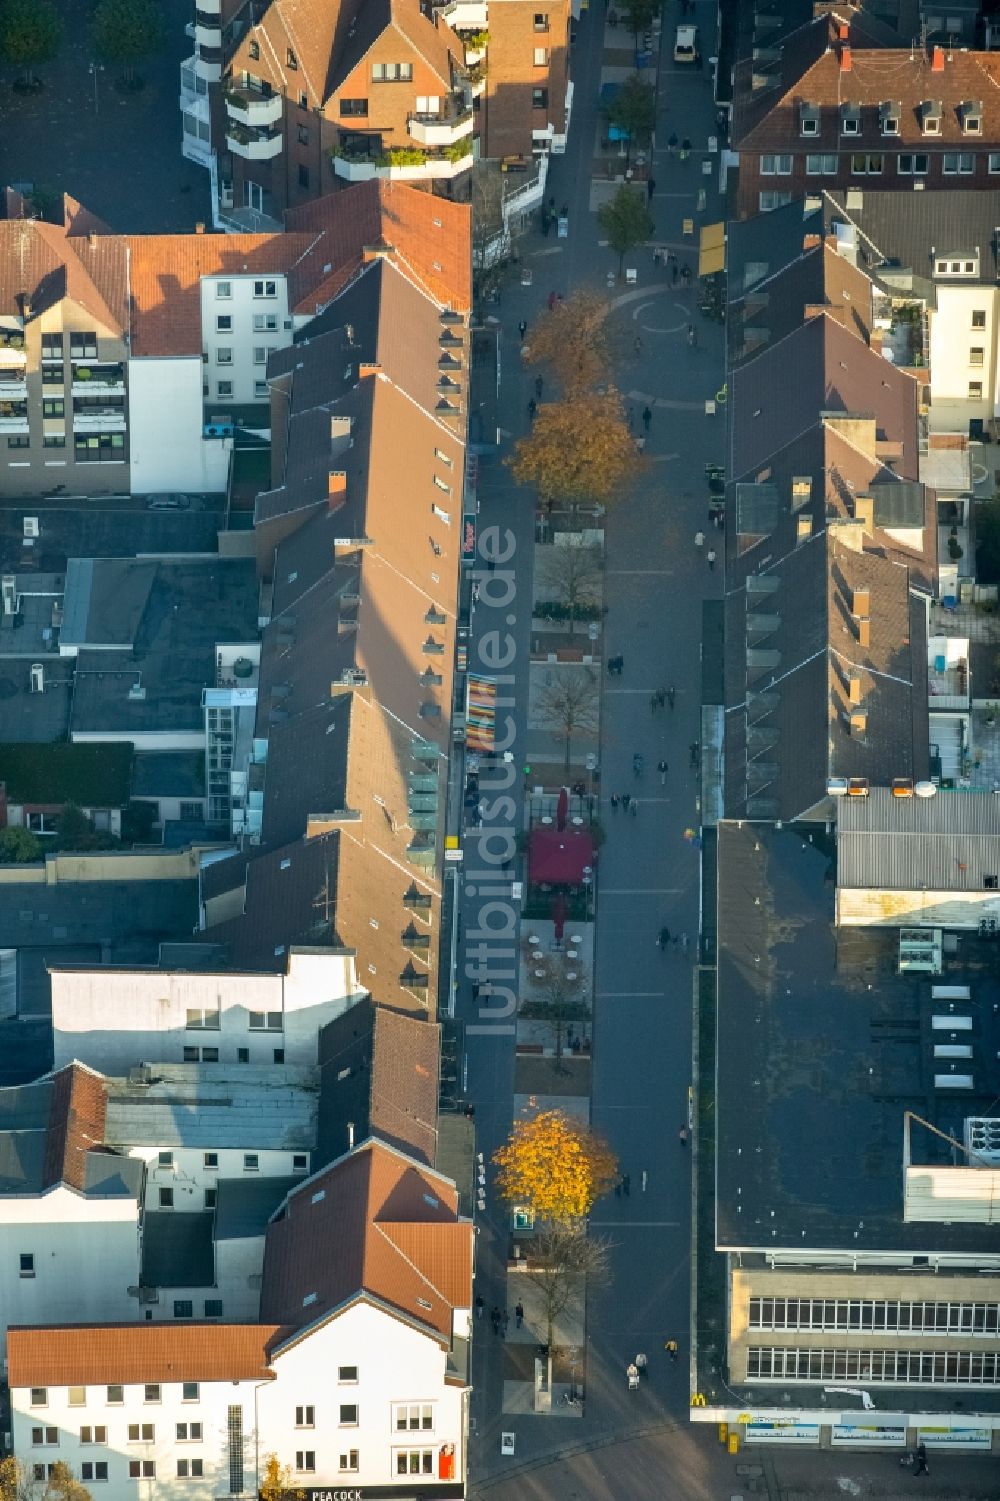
[699,221,726,277]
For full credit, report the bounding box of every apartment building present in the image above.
[9,1139,473,1499]
[0,1063,144,1346]
[732,11,1000,217]
[824,189,1000,439]
[50,948,361,1074]
[180,0,571,229]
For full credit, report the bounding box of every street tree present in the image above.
[604,72,655,166]
[535,540,603,633]
[471,162,512,303]
[259,1455,304,1501]
[0,1458,37,1501]
[519,943,590,1071]
[507,389,643,509]
[534,667,600,775]
[493,1107,618,1224]
[91,0,165,87]
[523,1227,611,1353]
[524,291,612,395]
[42,1465,93,1501]
[0,0,62,88]
[619,0,660,41]
[598,186,654,277]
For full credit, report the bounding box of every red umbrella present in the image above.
[550,892,567,942]
[556,786,569,831]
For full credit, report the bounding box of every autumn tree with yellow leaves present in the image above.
[524,291,612,396]
[493,1108,618,1224]
[507,389,644,510]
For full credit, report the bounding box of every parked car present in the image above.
[146,493,191,510]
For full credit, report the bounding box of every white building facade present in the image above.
[50,950,361,1073]
[9,1286,468,1500]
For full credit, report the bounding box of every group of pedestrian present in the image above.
[658,927,690,953]
[649,685,675,712]
[606,654,625,676]
[489,1306,510,1337]
[693,531,717,569]
[608,792,639,817]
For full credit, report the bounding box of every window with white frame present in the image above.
[218,381,233,398]
[759,154,791,175]
[339,1452,359,1473]
[972,309,987,328]
[144,1385,161,1404]
[19,1252,34,1277]
[393,1404,434,1431]
[216,348,233,366]
[176,1423,203,1440]
[295,1407,315,1428]
[338,1366,358,1383]
[851,153,883,175]
[989,153,1000,173]
[30,1390,47,1408]
[185,1006,220,1029]
[176,1461,204,1478]
[249,1010,282,1029]
[805,153,837,174]
[943,152,975,174]
[253,313,278,331]
[107,1387,124,1405]
[31,1429,58,1446]
[216,315,232,332]
[128,1462,155,1479]
[339,1404,359,1426]
[969,380,984,398]
[216,282,232,299]
[394,1450,434,1476]
[68,1388,86,1407]
[128,1424,155,1441]
[897,153,928,174]
[253,280,277,298]
[758,191,793,211]
[970,347,985,366]
[295,1453,315,1472]
[254,380,269,399]
[81,1464,108,1483]
[80,1428,107,1444]
[749,1297,1000,1333]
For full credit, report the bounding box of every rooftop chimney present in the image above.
[857,616,871,648]
[840,44,852,72]
[852,586,871,617]
[854,494,874,533]
[328,471,347,498]
[931,44,945,71]
[849,711,867,735]
[88,232,98,249]
[195,222,205,234]
[838,22,850,41]
[847,671,862,704]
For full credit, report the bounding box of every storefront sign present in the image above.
[831,1423,906,1447]
[744,1420,819,1445]
[462,514,477,562]
[303,1487,463,1501]
[917,1426,991,1449]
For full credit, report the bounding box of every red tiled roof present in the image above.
[260,1139,471,1341]
[42,1063,108,1192]
[0,220,126,335]
[7,1324,283,1389]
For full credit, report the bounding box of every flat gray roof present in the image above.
[838,787,1000,889]
[104,1064,319,1150]
[214,1175,301,1241]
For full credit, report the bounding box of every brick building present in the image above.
[733,12,1000,217]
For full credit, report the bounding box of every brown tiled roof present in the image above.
[730,242,874,367]
[389,0,461,90]
[7,1324,282,1389]
[198,834,344,970]
[62,194,113,238]
[318,997,440,1166]
[260,1139,470,1340]
[0,220,126,335]
[42,1063,108,1192]
[738,35,1000,153]
[286,180,471,313]
[124,233,315,357]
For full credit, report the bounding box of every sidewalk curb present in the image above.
[470,1414,686,1494]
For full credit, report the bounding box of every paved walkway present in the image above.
[462,0,726,1486]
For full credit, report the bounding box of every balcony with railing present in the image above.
[332,142,473,182]
[226,123,283,161]
[0,331,26,366]
[0,402,29,434]
[408,95,474,147]
[225,82,283,129]
[72,363,124,395]
[73,405,127,432]
[0,374,27,400]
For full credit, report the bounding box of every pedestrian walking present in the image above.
[627,1363,640,1390]
[515,1302,524,1329]
[640,1168,647,1191]
[518,319,527,342]
[527,398,537,421]
[657,758,668,784]
[671,259,679,286]
[913,1443,928,1475]
[650,692,658,714]
[491,1307,501,1334]
[689,741,699,767]
[680,263,692,286]
[658,925,671,951]
[667,132,678,156]
[610,792,619,813]
[627,406,635,432]
[622,1172,631,1196]
[694,530,705,549]
[665,1338,679,1360]
[534,375,544,398]
[646,177,656,202]
[501,1310,510,1337]
[652,247,662,267]
[680,137,691,160]
[680,932,690,954]
[687,323,697,348]
[547,290,557,310]
[642,405,652,433]
[666,685,675,710]
[678,1126,689,1146]
[630,798,638,818]
[621,791,631,811]
[635,1352,648,1378]
[707,548,717,570]
[475,1295,484,1319]
[633,334,642,356]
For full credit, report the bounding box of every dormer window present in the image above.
[962,100,982,134]
[841,104,861,136]
[879,102,900,135]
[287,48,298,69]
[922,101,942,135]
[249,40,259,61]
[800,103,820,137]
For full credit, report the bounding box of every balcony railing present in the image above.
[0,411,30,433]
[408,106,474,147]
[0,378,28,400]
[72,364,124,394]
[73,410,126,432]
[333,146,473,182]
[225,85,282,128]
[226,124,283,161]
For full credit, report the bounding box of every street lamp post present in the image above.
[89,62,104,115]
